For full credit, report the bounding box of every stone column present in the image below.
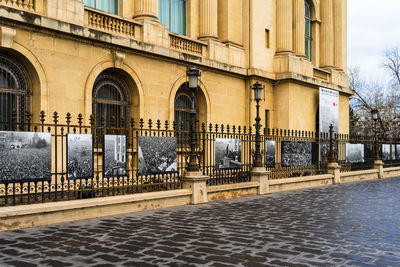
[183,171,209,204]
[251,167,270,194]
[320,0,334,69]
[199,0,218,40]
[293,0,305,57]
[133,0,158,21]
[276,0,293,54]
[333,0,346,71]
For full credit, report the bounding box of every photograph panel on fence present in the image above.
[215,138,242,170]
[320,143,338,163]
[67,134,93,179]
[281,141,313,167]
[392,144,396,161]
[0,131,51,183]
[319,87,339,134]
[103,135,126,177]
[345,143,365,163]
[382,144,391,161]
[138,136,178,175]
[265,140,276,168]
[396,144,400,160]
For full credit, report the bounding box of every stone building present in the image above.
[0,0,351,133]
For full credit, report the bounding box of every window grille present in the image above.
[0,55,30,130]
[92,71,129,129]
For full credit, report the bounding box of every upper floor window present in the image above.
[305,0,313,61]
[159,0,187,35]
[83,0,118,15]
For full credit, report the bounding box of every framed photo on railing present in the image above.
[103,135,127,178]
[138,136,178,175]
[265,140,276,168]
[215,138,242,170]
[0,131,51,183]
[345,143,365,163]
[67,134,93,180]
[281,141,315,167]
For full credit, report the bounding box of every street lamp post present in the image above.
[186,67,201,172]
[252,82,264,168]
[371,109,379,160]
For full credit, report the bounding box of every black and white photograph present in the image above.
[346,143,365,163]
[396,144,400,160]
[382,144,391,161]
[67,134,93,179]
[0,131,51,183]
[104,135,126,177]
[281,141,313,167]
[265,140,276,168]
[319,87,339,134]
[215,138,242,170]
[138,136,177,175]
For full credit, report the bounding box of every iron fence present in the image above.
[1,110,399,207]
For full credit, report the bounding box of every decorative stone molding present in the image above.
[112,51,126,68]
[0,26,16,48]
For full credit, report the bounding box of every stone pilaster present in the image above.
[293,0,305,57]
[133,0,158,21]
[183,171,209,204]
[276,0,293,54]
[320,0,334,70]
[199,0,218,40]
[333,0,346,71]
[251,167,269,194]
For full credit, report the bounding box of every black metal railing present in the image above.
[1,110,400,207]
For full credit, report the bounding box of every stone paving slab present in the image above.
[0,178,400,266]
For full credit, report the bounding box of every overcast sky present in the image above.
[348,0,400,84]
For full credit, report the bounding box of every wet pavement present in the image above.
[0,178,400,267]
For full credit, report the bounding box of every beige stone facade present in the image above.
[0,0,351,133]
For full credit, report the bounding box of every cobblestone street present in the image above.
[0,178,400,267]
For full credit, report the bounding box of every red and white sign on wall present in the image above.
[319,87,339,134]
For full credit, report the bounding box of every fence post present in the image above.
[327,125,341,184]
[183,107,209,204]
[374,160,384,179]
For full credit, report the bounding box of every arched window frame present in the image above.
[92,71,130,128]
[305,0,313,62]
[174,83,198,131]
[0,55,30,130]
[159,0,187,35]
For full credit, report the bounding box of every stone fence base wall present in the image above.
[1,166,400,232]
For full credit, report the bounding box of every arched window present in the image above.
[92,70,129,128]
[159,0,187,35]
[83,0,118,15]
[0,55,30,130]
[305,0,313,61]
[174,83,197,131]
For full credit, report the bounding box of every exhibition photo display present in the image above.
[0,131,51,183]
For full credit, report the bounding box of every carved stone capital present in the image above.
[0,26,16,48]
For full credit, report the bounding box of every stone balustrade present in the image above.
[169,33,205,56]
[86,7,139,39]
[0,0,34,11]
